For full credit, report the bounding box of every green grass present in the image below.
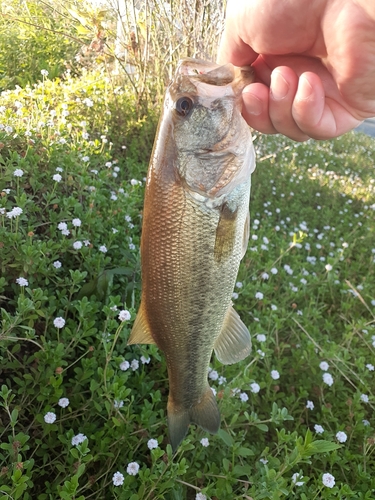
[1,69,375,500]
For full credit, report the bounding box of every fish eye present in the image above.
[175,96,193,117]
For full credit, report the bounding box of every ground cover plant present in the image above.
[1,63,375,500]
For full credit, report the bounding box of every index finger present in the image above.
[217,28,258,66]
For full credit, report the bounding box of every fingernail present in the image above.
[270,71,289,100]
[297,75,313,100]
[242,91,263,116]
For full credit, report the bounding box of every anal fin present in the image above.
[127,304,156,345]
[214,305,251,365]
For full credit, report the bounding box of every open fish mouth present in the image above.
[176,58,254,94]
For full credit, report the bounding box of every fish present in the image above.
[128,58,256,452]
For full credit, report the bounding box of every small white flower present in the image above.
[7,207,23,218]
[196,494,207,500]
[112,471,124,486]
[271,370,280,380]
[250,382,260,393]
[322,472,335,488]
[119,360,130,371]
[208,370,218,381]
[366,363,374,371]
[83,98,94,107]
[271,304,278,311]
[236,281,243,288]
[44,412,56,424]
[141,356,151,364]
[259,458,268,464]
[325,264,333,271]
[72,218,81,227]
[53,317,65,328]
[41,69,49,76]
[118,310,131,321]
[53,261,62,269]
[255,292,264,300]
[336,431,347,443]
[319,361,329,371]
[270,267,278,274]
[211,387,217,396]
[58,398,69,408]
[58,222,67,231]
[16,277,28,287]
[323,373,334,386]
[360,394,369,403]
[306,400,314,410]
[71,433,87,446]
[292,472,304,486]
[314,424,324,434]
[129,243,136,250]
[232,292,239,299]
[53,173,62,182]
[111,194,118,201]
[82,156,90,162]
[126,462,139,476]
[147,438,158,449]
[99,245,108,253]
[84,240,90,246]
[14,169,24,177]
[131,359,139,371]
[238,391,249,402]
[114,399,124,409]
[256,334,266,342]
[130,179,139,186]
[112,228,119,234]
[262,272,269,280]
[73,241,83,250]
[363,419,370,426]
[61,229,70,236]
[200,437,210,447]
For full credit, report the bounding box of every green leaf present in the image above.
[217,429,234,447]
[236,447,254,457]
[305,440,341,455]
[233,464,250,477]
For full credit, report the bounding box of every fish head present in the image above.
[166,58,255,198]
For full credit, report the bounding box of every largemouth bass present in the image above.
[128,58,256,451]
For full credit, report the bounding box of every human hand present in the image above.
[218,0,375,141]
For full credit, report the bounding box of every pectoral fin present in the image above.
[214,203,237,263]
[127,304,156,345]
[214,306,251,364]
[241,210,250,259]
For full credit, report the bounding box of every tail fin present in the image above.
[167,386,220,452]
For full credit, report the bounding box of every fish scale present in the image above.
[128,58,256,451]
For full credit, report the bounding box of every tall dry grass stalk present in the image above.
[107,0,226,109]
